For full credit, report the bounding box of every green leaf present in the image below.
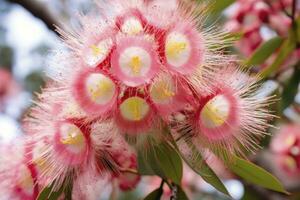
[242,186,264,200]
[281,63,300,112]
[64,182,73,200]
[165,127,230,196]
[209,0,235,14]
[38,176,73,200]
[144,188,163,200]
[175,139,230,196]
[37,183,64,200]
[244,37,284,67]
[260,31,297,79]
[177,185,189,200]
[138,141,183,185]
[156,143,183,184]
[137,149,155,175]
[227,155,288,194]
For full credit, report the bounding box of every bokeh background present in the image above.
[0,0,299,199]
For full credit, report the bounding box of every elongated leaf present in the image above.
[175,139,230,196]
[281,63,300,112]
[37,183,64,200]
[38,176,73,200]
[137,149,155,175]
[209,0,235,14]
[177,185,189,200]
[64,182,73,200]
[244,37,283,67]
[155,143,183,184]
[227,155,288,194]
[146,145,168,179]
[166,127,230,196]
[138,141,183,185]
[144,188,163,200]
[260,31,297,79]
[242,186,264,200]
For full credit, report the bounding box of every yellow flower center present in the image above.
[165,32,191,68]
[166,41,187,59]
[60,125,85,150]
[91,45,102,56]
[200,95,230,128]
[129,56,142,75]
[285,135,296,147]
[284,156,297,171]
[120,97,149,121]
[150,78,175,103]
[88,79,114,102]
[86,73,116,104]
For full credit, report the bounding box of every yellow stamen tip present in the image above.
[166,41,187,58]
[151,80,175,102]
[89,79,113,101]
[202,104,226,127]
[129,56,142,75]
[60,128,84,146]
[91,45,102,56]
[120,97,149,121]
[285,156,297,170]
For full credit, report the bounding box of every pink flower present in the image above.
[172,67,275,155]
[72,68,119,116]
[0,140,39,200]
[0,68,20,111]
[111,36,160,87]
[271,125,300,178]
[115,88,157,134]
[149,73,191,119]
[226,0,294,57]
[162,21,204,75]
[111,146,140,191]
[5,0,276,196]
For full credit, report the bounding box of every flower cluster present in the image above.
[226,0,299,58]
[0,0,275,199]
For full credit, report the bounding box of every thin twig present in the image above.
[291,0,297,24]
[119,168,139,174]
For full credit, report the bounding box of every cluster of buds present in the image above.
[226,0,298,57]
[0,0,275,199]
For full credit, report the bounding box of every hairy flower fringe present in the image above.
[0,140,39,200]
[22,97,128,191]
[0,0,279,197]
[170,67,276,158]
